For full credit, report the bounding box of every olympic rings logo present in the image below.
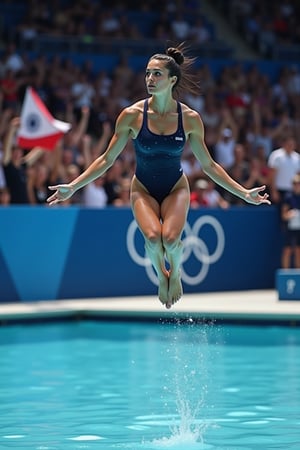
[126,215,225,286]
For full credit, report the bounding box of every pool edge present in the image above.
[1,290,300,326]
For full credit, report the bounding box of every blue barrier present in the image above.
[276,269,300,300]
[23,51,300,82]
[0,206,281,302]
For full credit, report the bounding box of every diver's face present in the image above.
[145,59,175,95]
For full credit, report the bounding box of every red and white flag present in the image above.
[17,87,71,151]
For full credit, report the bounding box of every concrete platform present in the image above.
[1,290,300,325]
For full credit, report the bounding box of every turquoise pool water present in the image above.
[0,319,299,450]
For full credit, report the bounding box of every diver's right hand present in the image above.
[47,184,75,206]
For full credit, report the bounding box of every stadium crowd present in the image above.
[0,0,300,209]
[217,0,300,59]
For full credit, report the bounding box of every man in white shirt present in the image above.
[268,134,300,204]
[4,43,24,74]
[83,177,108,208]
[214,127,236,170]
[71,71,95,110]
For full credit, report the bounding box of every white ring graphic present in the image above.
[126,215,225,287]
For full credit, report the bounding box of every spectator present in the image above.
[245,154,270,190]
[204,178,230,209]
[230,143,250,178]
[27,162,50,204]
[0,68,22,112]
[0,146,6,190]
[225,82,251,119]
[258,21,277,58]
[83,176,108,208]
[272,7,289,42]
[0,187,10,205]
[2,117,44,204]
[57,106,91,182]
[183,89,204,115]
[112,177,132,207]
[97,9,121,37]
[104,159,126,205]
[190,177,229,209]
[190,178,209,208]
[286,65,300,97]
[226,143,250,205]
[189,16,212,44]
[17,14,39,49]
[71,71,95,116]
[27,142,62,205]
[181,150,204,187]
[251,101,292,159]
[62,163,82,205]
[200,92,221,130]
[281,174,300,268]
[271,69,289,107]
[0,108,13,189]
[113,54,134,90]
[244,13,262,50]
[94,70,112,99]
[267,133,300,205]
[214,116,238,171]
[280,0,295,19]
[81,125,112,207]
[170,12,190,40]
[152,11,172,40]
[3,42,25,74]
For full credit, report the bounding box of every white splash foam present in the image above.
[152,431,200,447]
[147,433,214,449]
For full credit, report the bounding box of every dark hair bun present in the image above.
[166,47,184,65]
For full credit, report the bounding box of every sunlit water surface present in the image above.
[0,319,300,449]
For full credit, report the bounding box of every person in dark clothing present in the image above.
[3,117,45,204]
[281,174,300,268]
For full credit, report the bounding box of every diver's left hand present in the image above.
[244,185,271,205]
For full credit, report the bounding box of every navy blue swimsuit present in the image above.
[133,99,186,204]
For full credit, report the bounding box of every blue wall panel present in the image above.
[57,208,156,298]
[0,248,20,302]
[0,206,281,302]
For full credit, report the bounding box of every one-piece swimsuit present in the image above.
[133,98,186,204]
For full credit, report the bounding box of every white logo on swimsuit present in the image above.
[175,137,183,141]
[126,215,225,286]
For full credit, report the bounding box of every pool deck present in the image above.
[0,289,300,325]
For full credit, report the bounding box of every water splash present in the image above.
[144,429,214,449]
[116,439,214,449]
[145,318,218,449]
[149,436,211,449]
[171,396,207,439]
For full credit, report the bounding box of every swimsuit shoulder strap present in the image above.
[177,101,184,132]
[144,98,149,111]
[138,98,148,132]
[143,98,148,120]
